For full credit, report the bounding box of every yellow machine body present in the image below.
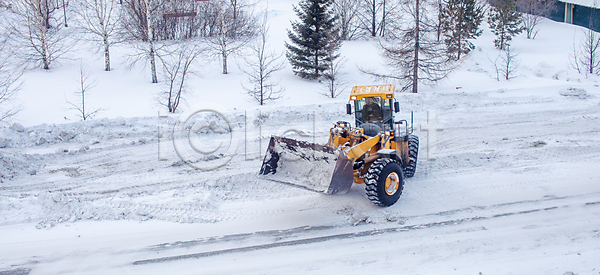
[259,84,417,205]
[324,85,411,185]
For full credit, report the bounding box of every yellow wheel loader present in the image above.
[259,84,419,206]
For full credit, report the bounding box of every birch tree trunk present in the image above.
[103,35,111,71]
[144,0,158,83]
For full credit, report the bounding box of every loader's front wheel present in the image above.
[403,135,419,178]
[365,158,404,207]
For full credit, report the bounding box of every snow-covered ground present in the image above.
[1,0,600,274]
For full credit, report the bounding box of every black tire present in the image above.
[403,135,419,178]
[365,158,404,207]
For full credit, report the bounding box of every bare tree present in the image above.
[76,0,123,71]
[568,5,600,75]
[122,0,160,82]
[378,0,397,37]
[490,45,519,80]
[359,0,382,37]
[322,56,347,98]
[155,0,199,40]
[333,0,361,40]
[8,0,72,69]
[60,0,69,27]
[362,0,454,93]
[158,43,202,113]
[206,0,257,74]
[141,0,224,40]
[66,63,102,120]
[569,39,583,74]
[240,18,284,105]
[26,0,61,30]
[121,0,149,41]
[517,0,555,39]
[435,0,442,41]
[0,37,23,121]
[322,38,347,98]
[571,29,600,75]
[143,0,158,82]
[357,0,402,38]
[0,72,22,121]
[195,2,219,37]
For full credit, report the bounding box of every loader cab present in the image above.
[353,96,394,131]
[347,85,399,137]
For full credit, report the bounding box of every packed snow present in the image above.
[1,0,600,274]
[262,138,340,193]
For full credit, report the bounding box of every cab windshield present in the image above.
[354,96,393,130]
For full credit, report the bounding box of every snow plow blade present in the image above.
[259,136,353,194]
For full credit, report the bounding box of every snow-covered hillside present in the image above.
[1,0,600,274]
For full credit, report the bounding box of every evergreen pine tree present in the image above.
[488,0,524,50]
[285,0,341,79]
[440,0,484,60]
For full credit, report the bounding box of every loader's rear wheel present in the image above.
[365,158,404,207]
[403,135,419,178]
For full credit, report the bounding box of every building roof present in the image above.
[561,0,600,9]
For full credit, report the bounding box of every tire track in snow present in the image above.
[25,173,293,225]
[132,193,600,265]
[133,197,600,265]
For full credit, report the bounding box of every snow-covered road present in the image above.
[2,191,598,274]
[2,85,600,274]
